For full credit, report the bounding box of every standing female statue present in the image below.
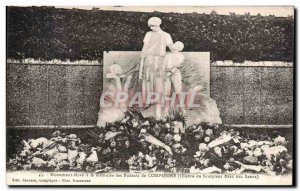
[139,17,173,119]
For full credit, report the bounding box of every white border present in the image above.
[1,1,298,190]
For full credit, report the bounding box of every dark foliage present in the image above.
[7,6,294,62]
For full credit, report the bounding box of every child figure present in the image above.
[162,41,186,115]
[139,17,173,119]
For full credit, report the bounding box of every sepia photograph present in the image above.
[6,5,295,186]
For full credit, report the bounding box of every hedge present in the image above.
[7,6,294,62]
